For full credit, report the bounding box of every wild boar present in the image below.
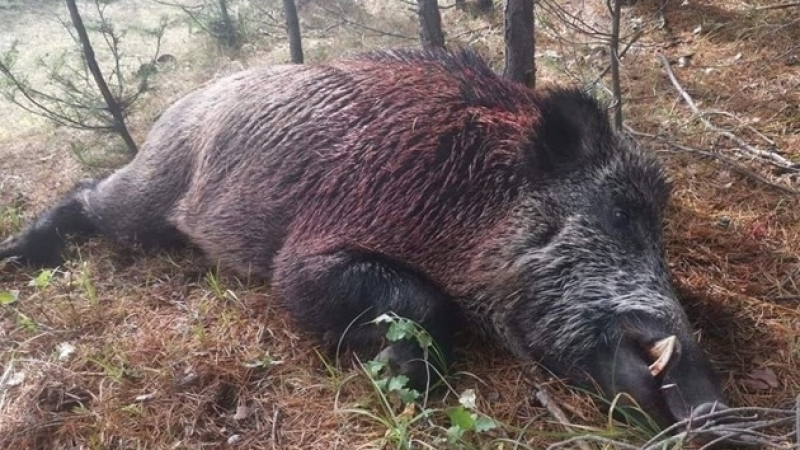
[0,48,728,429]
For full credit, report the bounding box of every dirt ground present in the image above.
[1,0,798,449]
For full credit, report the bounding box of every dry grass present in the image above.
[1,0,800,449]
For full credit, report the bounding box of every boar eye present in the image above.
[611,208,631,228]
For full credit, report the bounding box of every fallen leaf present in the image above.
[6,370,25,387]
[56,342,76,361]
[233,405,251,421]
[742,368,779,390]
[134,392,157,402]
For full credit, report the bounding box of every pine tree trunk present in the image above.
[65,0,138,154]
[218,0,239,49]
[502,0,535,88]
[283,0,304,64]
[417,0,445,49]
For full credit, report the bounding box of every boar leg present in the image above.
[273,249,457,392]
[0,180,100,268]
[1,170,186,268]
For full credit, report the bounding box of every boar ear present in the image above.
[525,88,615,174]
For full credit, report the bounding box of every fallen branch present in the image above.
[534,384,593,450]
[625,127,800,196]
[656,52,797,171]
[754,1,800,10]
[545,402,797,450]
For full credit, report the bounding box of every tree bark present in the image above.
[610,0,623,129]
[65,0,138,154]
[417,0,446,49]
[476,0,495,13]
[282,0,304,64]
[218,0,239,49]
[502,0,535,88]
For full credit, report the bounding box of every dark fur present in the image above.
[0,48,727,430]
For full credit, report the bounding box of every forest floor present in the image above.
[0,0,798,449]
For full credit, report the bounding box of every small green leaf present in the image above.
[374,378,388,391]
[446,406,475,430]
[446,425,465,444]
[397,388,420,403]
[473,415,498,432]
[364,360,386,379]
[416,331,433,348]
[0,290,19,305]
[16,311,38,331]
[388,375,409,392]
[29,269,53,289]
[386,320,415,342]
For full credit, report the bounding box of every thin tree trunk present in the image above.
[65,0,137,154]
[476,0,495,13]
[609,0,623,129]
[283,0,304,64]
[502,0,535,88]
[218,0,239,49]
[417,0,445,49]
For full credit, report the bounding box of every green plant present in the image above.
[14,310,39,332]
[29,269,55,290]
[0,287,37,331]
[339,315,500,449]
[204,268,238,302]
[0,204,24,234]
[90,355,129,381]
[373,313,448,380]
[343,355,435,450]
[316,349,359,392]
[0,290,19,306]
[78,262,98,305]
[444,389,498,445]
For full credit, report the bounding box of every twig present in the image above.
[626,127,800,196]
[317,4,416,41]
[534,384,593,450]
[271,406,281,450]
[548,435,639,450]
[588,28,642,88]
[640,405,751,449]
[795,395,798,450]
[447,24,495,41]
[656,52,797,170]
[754,1,800,10]
[702,110,776,146]
[638,405,794,450]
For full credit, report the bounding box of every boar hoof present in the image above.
[374,340,442,393]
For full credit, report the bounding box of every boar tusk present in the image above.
[648,336,678,377]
